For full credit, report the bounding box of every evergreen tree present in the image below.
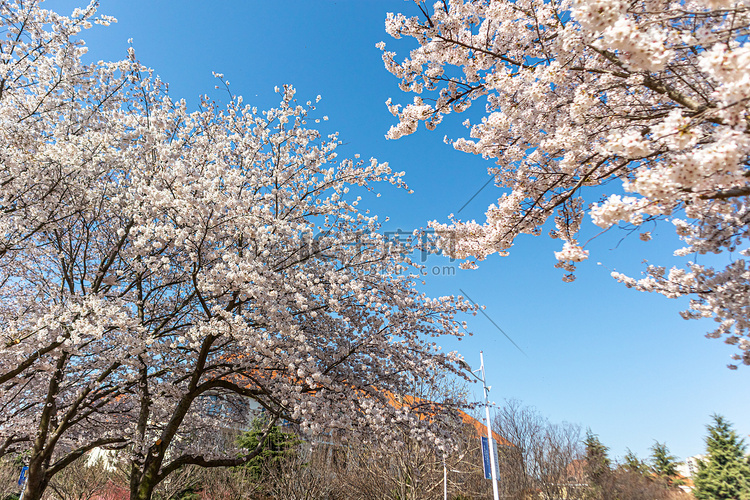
[585,431,610,478]
[694,415,750,500]
[650,441,681,486]
[623,448,650,476]
[585,430,612,498]
[236,418,301,481]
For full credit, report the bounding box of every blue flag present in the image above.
[18,466,28,486]
[481,437,500,480]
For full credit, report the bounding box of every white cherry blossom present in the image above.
[0,3,474,499]
[382,0,750,368]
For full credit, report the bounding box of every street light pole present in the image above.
[478,351,500,500]
[443,455,448,500]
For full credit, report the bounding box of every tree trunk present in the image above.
[21,455,49,500]
[131,466,159,500]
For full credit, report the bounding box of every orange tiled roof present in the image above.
[384,392,510,446]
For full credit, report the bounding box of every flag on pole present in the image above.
[18,466,28,486]
[481,437,500,480]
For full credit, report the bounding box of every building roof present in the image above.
[384,392,510,446]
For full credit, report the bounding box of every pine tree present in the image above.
[585,430,612,498]
[236,418,301,481]
[650,441,682,486]
[623,449,650,476]
[694,415,750,500]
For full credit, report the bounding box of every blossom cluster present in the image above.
[382,0,750,367]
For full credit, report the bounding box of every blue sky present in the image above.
[48,0,749,463]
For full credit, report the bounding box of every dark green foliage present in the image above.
[583,430,614,499]
[694,415,750,500]
[650,441,680,485]
[584,430,611,483]
[622,449,649,476]
[236,418,301,481]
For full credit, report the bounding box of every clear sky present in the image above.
[47,0,749,464]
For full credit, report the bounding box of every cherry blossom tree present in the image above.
[380,0,750,367]
[120,82,472,500]
[0,2,473,500]
[1,2,147,498]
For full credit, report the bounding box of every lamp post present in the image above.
[443,456,447,500]
[465,351,500,500]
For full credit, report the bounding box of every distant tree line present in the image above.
[493,400,693,500]
[3,402,746,499]
[582,414,750,500]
